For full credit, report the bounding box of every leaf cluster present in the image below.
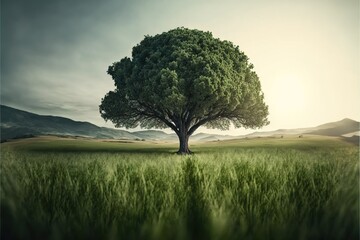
[100,28,269,134]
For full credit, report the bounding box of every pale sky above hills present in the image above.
[1,0,359,135]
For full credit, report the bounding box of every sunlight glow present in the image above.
[271,76,306,113]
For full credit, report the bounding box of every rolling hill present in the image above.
[0,105,162,142]
[307,118,359,136]
[246,119,359,138]
[1,105,359,142]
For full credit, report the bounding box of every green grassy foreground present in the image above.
[1,136,359,239]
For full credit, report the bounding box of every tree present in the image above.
[100,28,269,154]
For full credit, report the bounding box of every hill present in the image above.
[307,118,359,136]
[1,105,358,142]
[131,130,177,141]
[190,133,236,141]
[246,119,359,138]
[1,105,149,141]
[245,127,312,138]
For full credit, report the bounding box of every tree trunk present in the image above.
[177,130,191,154]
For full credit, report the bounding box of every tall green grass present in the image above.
[1,144,359,239]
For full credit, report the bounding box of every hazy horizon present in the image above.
[2,103,358,137]
[1,0,359,135]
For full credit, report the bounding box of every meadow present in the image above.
[1,136,359,240]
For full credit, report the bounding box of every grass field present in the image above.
[1,135,359,239]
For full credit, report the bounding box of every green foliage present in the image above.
[100,28,269,145]
[1,141,358,239]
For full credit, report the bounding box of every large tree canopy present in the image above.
[100,28,269,154]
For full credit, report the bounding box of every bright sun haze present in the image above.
[271,76,307,114]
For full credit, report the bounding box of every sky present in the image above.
[1,0,359,135]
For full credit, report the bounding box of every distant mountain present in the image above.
[1,105,359,142]
[307,118,359,137]
[0,105,168,142]
[190,133,235,141]
[245,118,359,138]
[132,130,177,141]
[244,127,312,138]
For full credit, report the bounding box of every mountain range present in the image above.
[0,105,179,142]
[1,105,359,142]
[244,118,359,138]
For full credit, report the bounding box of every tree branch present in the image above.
[136,101,180,134]
[187,111,224,136]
